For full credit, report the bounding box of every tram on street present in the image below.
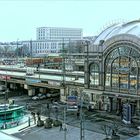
[0,104,25,129]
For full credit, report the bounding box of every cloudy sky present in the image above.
[0,0,140,42]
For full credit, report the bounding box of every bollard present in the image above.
[28,116,30,126]
[137,126,140,134]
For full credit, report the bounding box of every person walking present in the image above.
[59,123,63,131]
[77,109,80,119]
[28,116,31,126]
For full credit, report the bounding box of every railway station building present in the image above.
[83,19,140,118]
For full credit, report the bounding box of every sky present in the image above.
[0,0,140,42]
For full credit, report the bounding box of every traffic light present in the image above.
[122,103,131,124]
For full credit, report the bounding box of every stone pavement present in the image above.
[127,135,140,140]
[13,124,106,140]
[82,110,140,140]
[0,111,140,140]
[1,114,106,140]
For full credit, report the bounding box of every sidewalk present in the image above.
[1,109,139,140]
[1,114,106,140]
[90,110,139,139]
[13,123,106,140]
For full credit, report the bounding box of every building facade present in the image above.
[36,27,82,41]
[22,27,83,57]
[83,19,140,119]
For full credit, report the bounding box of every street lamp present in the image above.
[63,106,67,140]
[16,39,19,63]
[30,39,33,64]
[80,91,85,140]
[4,72,9,101]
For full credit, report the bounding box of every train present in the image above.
[25,58,44,66]
[25,57,62,69]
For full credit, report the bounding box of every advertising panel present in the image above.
[122,103,131,124]
[67,96,78,111]
[26,78,41,84]
[0,75,11,80]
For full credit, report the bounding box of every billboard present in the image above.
[0,76,11,80]
[67,96,78,111]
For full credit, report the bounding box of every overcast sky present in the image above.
[0,0,140,42]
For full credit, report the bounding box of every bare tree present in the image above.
[101,124,112,140]
[3,45,12,57]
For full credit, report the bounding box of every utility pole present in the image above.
[16,39,19,63]
[5,74,8,100]
[63,102,67,140]
[62,39,66,89]
[61,39,67,140]
[30,39,33,65]
[80,92,85,140]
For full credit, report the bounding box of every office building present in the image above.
[36,27,82,41]
[22,27,83,57]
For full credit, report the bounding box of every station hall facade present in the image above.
[82,20,140,118]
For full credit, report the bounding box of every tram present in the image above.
[0,104,25,129]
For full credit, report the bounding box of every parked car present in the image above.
[39,94,46,99]
[32,93,46,100]
[32,95,39,100]
[46,92,60,98]
[45,93,51,98]
[51,92,59,97]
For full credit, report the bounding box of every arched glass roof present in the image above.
[93,19,140,45]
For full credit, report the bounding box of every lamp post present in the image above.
[30,39,33,65]
[63,106,67,140]
[80,91,85,140]
[4,71,9,101]
[16,39,19,63]
[61,39,67,140]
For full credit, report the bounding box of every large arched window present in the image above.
[105,45,140,94]
[90,63,99,86]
